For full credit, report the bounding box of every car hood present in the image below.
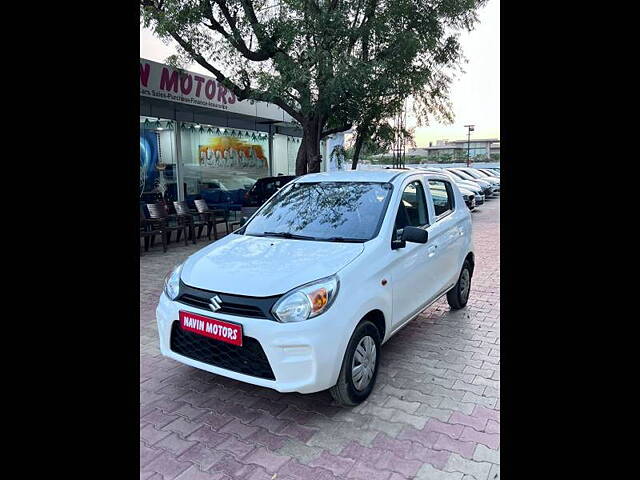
[181,233,365,296]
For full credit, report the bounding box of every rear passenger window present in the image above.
[428,180,454,218]
[395,180,429,231]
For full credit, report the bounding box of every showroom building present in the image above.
[140,58,344,204]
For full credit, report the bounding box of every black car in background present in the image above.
[244,175,297,207]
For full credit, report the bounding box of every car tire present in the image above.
[447,260,472,310]
[329,320,381,407]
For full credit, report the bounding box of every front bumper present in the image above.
[156,292,346,394]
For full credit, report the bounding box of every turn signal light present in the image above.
[309,288,328,312]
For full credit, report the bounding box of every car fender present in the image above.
[324,279,392,387]
[336,240,394,344]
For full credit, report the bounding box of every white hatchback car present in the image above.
[157,170,474,406]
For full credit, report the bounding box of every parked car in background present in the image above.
[418,168,485,206]
[244,175,297,207]
[446,169,496,198]
[157,170,475,406]
[478,168,499,177]
[183,175,258,213]
[458,187,477,210]
[454,168,500,192]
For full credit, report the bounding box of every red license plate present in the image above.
[179,311,243,346]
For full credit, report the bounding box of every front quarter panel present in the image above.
[335,240,394,344]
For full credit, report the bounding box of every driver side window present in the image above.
[394,181,429,235]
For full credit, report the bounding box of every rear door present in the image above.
[425,178,466,288]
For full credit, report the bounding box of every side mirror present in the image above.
[392,226,428,249]
[240,216,249,227]
[403,226,428,244]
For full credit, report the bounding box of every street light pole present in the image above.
[464,124,475,167]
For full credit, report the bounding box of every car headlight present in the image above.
[272,275,339,323]
[163,263,183,300]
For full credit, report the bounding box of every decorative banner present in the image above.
[140,58,292,123]
[198,136,268,170]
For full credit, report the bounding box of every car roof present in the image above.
[296,169,449,185]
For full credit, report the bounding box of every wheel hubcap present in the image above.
[351,336,377,391]
[460,269,470,301]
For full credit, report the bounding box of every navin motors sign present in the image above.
[140,58,291,122]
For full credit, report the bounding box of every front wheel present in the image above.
[447,260,472,310]
[330,320,381,406]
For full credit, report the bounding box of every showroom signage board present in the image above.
[140,58,291,123]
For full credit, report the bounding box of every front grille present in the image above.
[178,294,266,317]
[170,321,276,380]
[177,282,280,320]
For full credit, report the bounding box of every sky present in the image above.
[140,0,499,147]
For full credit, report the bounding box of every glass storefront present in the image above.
[140,59,337,220]
[140,117,177,204]
[179,122,269,211]
[140,116,284,216]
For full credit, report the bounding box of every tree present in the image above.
[346,122,398,162]
[141,0,487,175]
[347,78,456,170]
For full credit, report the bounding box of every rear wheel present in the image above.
[330,320,381,406]
[447,260,472,310]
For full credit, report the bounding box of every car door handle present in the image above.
[427,245,437,257]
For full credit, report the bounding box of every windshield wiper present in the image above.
[322,236,366,243]
[261,231,318,240]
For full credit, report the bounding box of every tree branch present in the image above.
[202,0,273,61]
[167,30,302,122]
[321,123,352,138]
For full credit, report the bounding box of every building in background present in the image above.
[407,138,500,162]
[140,58,341,207]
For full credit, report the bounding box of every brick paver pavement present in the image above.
[140,199,500,480]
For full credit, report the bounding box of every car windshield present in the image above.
[243,181,393,242]
[461,169,485,179]
[448,169,475,181]
[476,170,495,178]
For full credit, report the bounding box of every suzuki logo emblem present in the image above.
[209,295,223,312]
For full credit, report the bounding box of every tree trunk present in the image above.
[295,136,307,175]
[351,129,366,170]
[295,116,323,175]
